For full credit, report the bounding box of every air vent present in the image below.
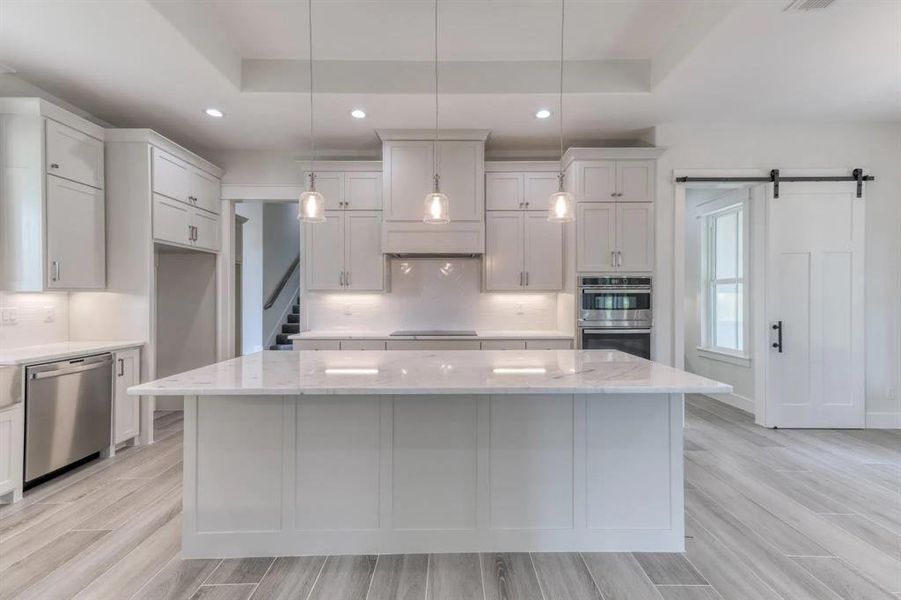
[784,0,836,11]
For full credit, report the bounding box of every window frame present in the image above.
[700,202,749,359]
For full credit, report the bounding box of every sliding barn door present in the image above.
[765,183,864,428]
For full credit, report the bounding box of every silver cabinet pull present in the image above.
[610,251,616,267]
[339,271,344,286]
[50,163,59,169]
[519,202,523,209]
[117,358,125,377]
[616,250,623,267]
[345,271,350,286]
[51,260,60,282]
[610,192,616,197]
[525,272,529,286]
[519,272,523,286]
[525,202,530,208]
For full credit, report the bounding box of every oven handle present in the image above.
[580,287,652,293]
[581,329,651,335]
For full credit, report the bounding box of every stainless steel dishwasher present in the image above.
[25,353,112,486]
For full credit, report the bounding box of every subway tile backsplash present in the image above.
[0,291,69,349]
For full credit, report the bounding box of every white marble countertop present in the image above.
[290,330,573,341]
[0,340,145,366]
[129,349,732,396]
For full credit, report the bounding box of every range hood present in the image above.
[381,221,485,257]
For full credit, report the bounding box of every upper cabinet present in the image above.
[485,211,563,292]
[305,210,384,291]
[301,169,382,211]
[0,98,106,291]
[486,171,559,211]
[152,148,221,215]
[574,160,654,203]
[382,140,483,221]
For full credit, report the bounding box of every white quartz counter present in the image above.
[0,341,145,366]
[289,330,573,341]
[130,349,731,396]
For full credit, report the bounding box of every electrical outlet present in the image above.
[43,305,55,323]
[0,307,17,325]
[516,303,525,315]
[888,387,897,401]
[343,304,352,316]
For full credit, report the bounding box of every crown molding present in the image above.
[376,129,490,142]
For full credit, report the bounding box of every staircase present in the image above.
[269,296,300,350]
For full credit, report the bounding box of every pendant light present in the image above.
[547,0,575,223]
[423,0,449,224]
[299,0,326,223]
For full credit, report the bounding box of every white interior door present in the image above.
[766,182,865,428]
[344,211,384,290]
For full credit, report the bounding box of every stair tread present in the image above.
[269,344,294,351]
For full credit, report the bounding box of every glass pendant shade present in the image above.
[298,190,326,223]
[547,190,575,223]
[423,191,450,224]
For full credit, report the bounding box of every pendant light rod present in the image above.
[546,0,575,223]
[433,0,439,188]
[308,0,316,187]
[558,0,565,166]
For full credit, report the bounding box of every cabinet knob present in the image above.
[50,163,59,169]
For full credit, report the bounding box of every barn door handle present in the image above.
[771,321,783,353]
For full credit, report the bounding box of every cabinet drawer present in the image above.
[190,169,221,214]
[386,340,481,350]
[525,339,573,350]
[293,340,341,351]
[45,120,104,189]
[152,148,190,202]
[153,193,192,247]
[481,340,527,350]
[340,340,387,351]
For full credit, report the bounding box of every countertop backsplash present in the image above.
[0,291,70,350]
[304,258,560,332]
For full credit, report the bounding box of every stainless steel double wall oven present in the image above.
[578,276,652,359]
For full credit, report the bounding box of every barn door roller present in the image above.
[675,169,874,198]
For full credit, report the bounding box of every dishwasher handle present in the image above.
[27,354,113,380]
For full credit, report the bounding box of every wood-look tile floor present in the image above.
[1,397,899,599]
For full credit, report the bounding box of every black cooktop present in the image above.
[390,330,478,337]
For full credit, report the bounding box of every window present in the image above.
[703,204,745,354]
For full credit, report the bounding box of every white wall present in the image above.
[683,187,754,413]
[654,122,901,425]
[235,202,263,353]
[0,291,69,349]
[305,258,559,333]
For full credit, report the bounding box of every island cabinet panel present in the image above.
[586,394,675,530]
[392,395,479,530]
[489,395,574,529]
[192,395,286,533]
[296,396,381,530]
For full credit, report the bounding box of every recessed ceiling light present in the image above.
[535,109,552,119]
[350,109,366,119]
[204,108,224,118]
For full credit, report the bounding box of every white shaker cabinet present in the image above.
[192,207,221,252]
[575,160,653,203]
[152,194,220,251]
[305,211,384,291]
[314,173,345,211]
[114,348,141,445]
[152,147,190,203]
[0,404,23,502]
[616,161,654,203]
[45,176,105,289]
[486,171,557,212]
[190,169,221,215]
[45,120,104,189]
[523,172,559,210]
[576,202,653,273]
[485,212,563,291]
[344,172,382,210]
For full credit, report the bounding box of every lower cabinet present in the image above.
[480,340,527,350]
[0,404,23,501]
[294,338,574,351]
[114,348,140,445]
[387,340,482,351]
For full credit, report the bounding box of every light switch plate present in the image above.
[0,307,18,325]
[43,305,55,323]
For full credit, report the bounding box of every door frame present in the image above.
[673,168,867,427]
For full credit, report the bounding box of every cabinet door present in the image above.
[152,148,190,203]
[439,141,483,221]
[576,202,617,272]
[481,340,527,350]
[192,208,221,252]
[46,177,105,289]
[384,142,433,220]
[45,120,104,189]
[524,213,563,290]
[616,161,654,202]
[340,340,387,351]
[305,210,345,290]
[307,172,344,211]
[485,173,523,211]
[190,169,221,214]
[293,340,341,350]
[114,348,140,444]
[577,161,616,202]
[153,193,192,247]
[344,172,382,210]
[386,340,481,350]
[485,212,524,291]
[0,405,23,497]
[523,172,559,211]
[526,339,573,350]
[344,211,384,291]
[617,203,654,272]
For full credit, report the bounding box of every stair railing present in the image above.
[264,254,300,310]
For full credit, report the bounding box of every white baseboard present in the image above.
[866,412,901,429]
[706,392,755,415]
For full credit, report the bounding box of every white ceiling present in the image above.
[0,0,899,159]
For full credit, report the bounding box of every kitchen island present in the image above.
[130,349,730,558]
